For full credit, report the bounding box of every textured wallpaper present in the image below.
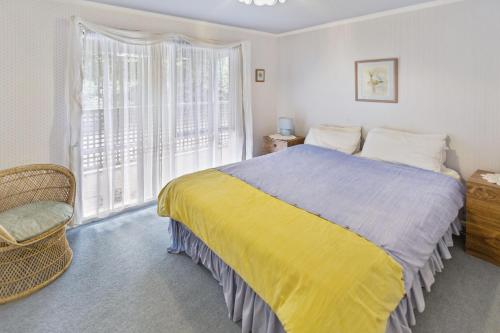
[0,0,278,169]
[277,0,500,178]
[2,0,499,179]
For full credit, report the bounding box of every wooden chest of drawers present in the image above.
[262,136,305,154]
[466,170,500,265]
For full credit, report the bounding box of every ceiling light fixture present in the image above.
[238,0,286,6]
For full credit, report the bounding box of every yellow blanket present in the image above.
[158,169,404,333]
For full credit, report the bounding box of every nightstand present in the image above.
[466,170,500,266]
[263,135,305,154]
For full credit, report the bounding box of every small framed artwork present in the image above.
[355,58,398,103]
[255,69,265,82]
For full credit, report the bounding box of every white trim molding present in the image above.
[51,0,465,37]
[277,0,465,37]
[51,0,276,37]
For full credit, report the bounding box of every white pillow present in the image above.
[305,125,362,154]
[360,128,447,172]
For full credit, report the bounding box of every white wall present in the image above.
[0,0,278,169]
[277,0,500,178]
[2,0,499,179]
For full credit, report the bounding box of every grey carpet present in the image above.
[0,206,498,333]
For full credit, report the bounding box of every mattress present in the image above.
[159,144,465,332]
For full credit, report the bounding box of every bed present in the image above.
[158,144,464,333]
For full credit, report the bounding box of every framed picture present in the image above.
[255,69,265,82]
[355,58,398,103]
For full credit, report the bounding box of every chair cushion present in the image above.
[0,201,73,242]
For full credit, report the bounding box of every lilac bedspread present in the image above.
[168,144,465,332]
[219,145,464,292]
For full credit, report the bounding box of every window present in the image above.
[76,29,249,221]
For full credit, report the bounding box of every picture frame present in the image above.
[355,58,398,103]
[255,69,265,83]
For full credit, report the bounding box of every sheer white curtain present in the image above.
[68,18,252,223]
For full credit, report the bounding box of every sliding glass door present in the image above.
[78,31,246,221]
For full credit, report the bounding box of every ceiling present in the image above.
[88,0,440,34]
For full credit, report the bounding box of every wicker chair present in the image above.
[0,164,75,304]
